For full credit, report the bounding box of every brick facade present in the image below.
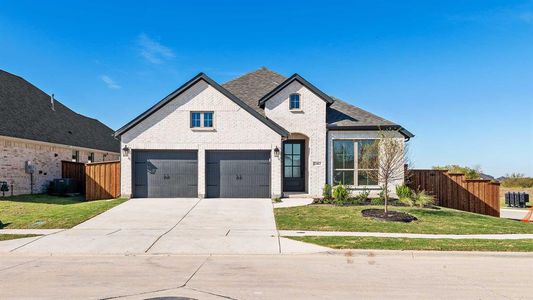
[0,136,119,195]
[120,80,283,198]
[264,81,327,196]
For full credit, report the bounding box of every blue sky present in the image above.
[1,0,532,177]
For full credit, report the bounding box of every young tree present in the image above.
[360,130,408,214]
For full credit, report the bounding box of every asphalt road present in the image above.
[1,250,531,299]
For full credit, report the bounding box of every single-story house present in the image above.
[115,68,413,198]
[0,70,120,195]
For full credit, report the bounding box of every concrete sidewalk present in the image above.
[280,230,533,239]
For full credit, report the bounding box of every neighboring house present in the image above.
[0,70,120,195]
[115,68,413,198]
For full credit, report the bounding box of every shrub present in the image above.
[356,189,370,201]
[501,174,533,188]
[322,184,332,198]
[272,197,282,203]
[370,198,384,205]
[332,184,349,205]
[396,185,412,199]
[396,185,414,206]
[412,191,435,208]
[313,197,334,204]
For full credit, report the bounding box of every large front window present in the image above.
[333,139,379,186]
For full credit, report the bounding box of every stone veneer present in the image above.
[0,136,119,195]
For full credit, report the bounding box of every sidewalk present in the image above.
[280,230,533,239]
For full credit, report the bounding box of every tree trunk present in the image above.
[384,183,388,214]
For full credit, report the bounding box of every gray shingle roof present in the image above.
[222,67,285,116]
[223,67,402,129]
[0,70,120,153]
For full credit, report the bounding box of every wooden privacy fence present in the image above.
[61,161,120,201]
[407,169,500,217]
[61,161,85,192]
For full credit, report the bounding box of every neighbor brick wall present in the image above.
[0,136,119,195]
[120,80,283,198]
[264,81,328,196]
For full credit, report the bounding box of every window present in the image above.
[71,150,79,162]
[191,111,214,128]
[88,152,95,163]
[191,112,201,128]
[289,94,300,110]
[333,139,379,186]
[203,112,213,128]
[284,142,302,178]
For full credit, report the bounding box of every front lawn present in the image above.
[0,194,127,229]
[290,236,533,252]
[0,234,40,241]
[275,205,533,234]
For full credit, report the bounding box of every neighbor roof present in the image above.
[0,70,120,152]
[223,67,413,138]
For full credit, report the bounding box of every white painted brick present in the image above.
[265,81,327,196]
[120,80,283,198]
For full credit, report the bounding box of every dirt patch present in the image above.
[362,209,418,223]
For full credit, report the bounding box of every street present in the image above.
[1,250,531,299]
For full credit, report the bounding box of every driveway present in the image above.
[6,198,326,255]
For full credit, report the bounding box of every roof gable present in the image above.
[0,70,119,152]
[115,73,289,137]
[258,73,334,107]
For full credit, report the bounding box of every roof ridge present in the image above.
[222,67,286,86]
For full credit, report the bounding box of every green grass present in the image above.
[290,236,533,252]
[275,205,533,234]
[0,234,40,241]
[0,194,127,229]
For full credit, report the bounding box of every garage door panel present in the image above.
[206,151,271,198]
[133,150,198,198]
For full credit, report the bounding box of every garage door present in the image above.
[133,150,198,198]
[206,150,271,198]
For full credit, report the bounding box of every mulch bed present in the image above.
[362,209,418,223]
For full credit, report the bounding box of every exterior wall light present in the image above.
[122,145,130,157]
[274,146,280,157]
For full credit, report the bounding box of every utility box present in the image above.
[25,161,35,174]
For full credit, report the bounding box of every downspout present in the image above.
[325,129,329,185]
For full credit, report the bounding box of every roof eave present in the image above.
[326,124,415,140]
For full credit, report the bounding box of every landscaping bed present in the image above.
[289,236,533,252]
[0,194,127,229]
[361,209,417,222]
[275,205,533,234]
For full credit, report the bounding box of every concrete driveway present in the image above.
[6,198,326,255]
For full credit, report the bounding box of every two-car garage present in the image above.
[132,150,271,198]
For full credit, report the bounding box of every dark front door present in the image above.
[133,150,198,198]
[283,140,305,192]
[206,150,271,198]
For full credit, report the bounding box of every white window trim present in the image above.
[331,138,380,188]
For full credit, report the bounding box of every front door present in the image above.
[283,140,305,192]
